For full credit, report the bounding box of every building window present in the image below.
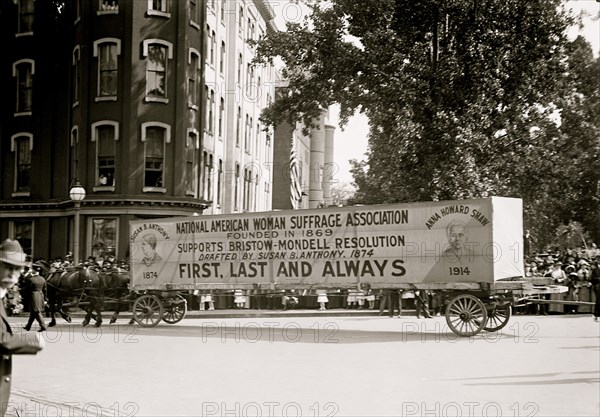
[236,107,241,147]
[205,88,214,134]
[265,181,270,208]
[72,46,81,106]
[220,41,225,75]
[206,27,216,66]
[99,0,118,13]
[75,0,81,23]
[238,5,243,35]
[16,0,34,35]
[94,39,121,99]
[234,163,240,211]
[247,18,252,40]
[218,97,224,138]
[89,218,117,259]
[244,114,250,151]
[70,126,79,184]
[256,122,260,155]
[148,0,169,16]
[190,0,198,27]
[13,59,34,115]
[10,220,33,257]
[188,49,200,108]
[237,53,243,83]
[92,122,118,188]
[220,0,226,24]
[202,152,213,201]
[141,123,170,190]
[209,90,215,133]
[211,30,216,66]
[11,134,32,194]
[207,154,213,201]
[201,151,207,199]
[246,64,254,94]
[243,168,251,211]
[254,174,259,211]
[217,159,223,206]
[142,40,173,102]
[186,129,198,195]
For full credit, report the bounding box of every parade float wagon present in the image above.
[129,196,538,336]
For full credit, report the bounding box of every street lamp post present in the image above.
[69,180,86,265]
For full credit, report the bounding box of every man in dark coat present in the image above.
[0,239,44,416]
[23,263,47,332]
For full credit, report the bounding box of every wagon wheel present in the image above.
[484,304,512,332]
[132,295,164,327]
[162,296,187,324]
[445,294,488,337]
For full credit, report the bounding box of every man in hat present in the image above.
[23,262,47,332]
[0,239,44,416]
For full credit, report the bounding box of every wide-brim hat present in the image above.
[0,239,30,267]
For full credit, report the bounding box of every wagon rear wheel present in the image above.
[132,295,163,327]
[484,304,511,332]
[445,294,488,337]
[162,296,187,324]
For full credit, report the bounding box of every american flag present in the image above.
[289,137,302,209]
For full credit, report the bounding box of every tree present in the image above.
[329,181,355,206]
[254,0,599,243]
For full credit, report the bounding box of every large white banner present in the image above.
[129,197,524,289]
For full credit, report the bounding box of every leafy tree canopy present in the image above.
[253,0,600,246]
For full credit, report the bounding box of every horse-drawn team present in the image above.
[19,258,131,330]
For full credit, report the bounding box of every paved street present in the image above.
[5,314,600,417]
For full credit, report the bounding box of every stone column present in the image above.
[309,114,325,208]
[323,123,335,206]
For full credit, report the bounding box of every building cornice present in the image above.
[253,0,275,22]
[0,197,211,212]
[253,0,278,34]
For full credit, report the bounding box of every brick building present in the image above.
[0,0,278,261]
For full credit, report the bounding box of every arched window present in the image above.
[217,159,223,206]
[141,122,170,191]
[12,59,34,115]
[190,0,199,28]
[72,46,81,106]
[91,121,119,189]
[188,48,200,108]
[16,0,34,35]
[185,129,199,195]
[142,40,173,102]
[11,133,33,194]
[70,126,79,184]
[93,38,121,100]
[234,163,240,210]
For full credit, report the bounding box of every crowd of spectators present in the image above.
[524,244,600,317]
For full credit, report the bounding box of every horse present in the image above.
[99,266,131,324]
[45,264,104,327]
